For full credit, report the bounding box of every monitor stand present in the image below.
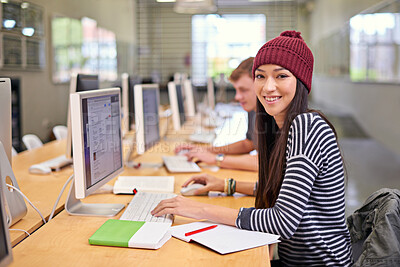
[65,179,124,217]
[0,142,27,226]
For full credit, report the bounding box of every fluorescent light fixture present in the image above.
[3,20,16,29]
[249,0,293,2]
[20,2,29,9]
[174,0,217,14]
[22,27,35,36]
[157,0,176,2]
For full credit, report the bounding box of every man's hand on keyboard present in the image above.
[183,149,216,165]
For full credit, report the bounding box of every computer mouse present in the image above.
[180,183,207,196]
[29,164,52,175]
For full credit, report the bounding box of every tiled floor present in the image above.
[320,109,400,217]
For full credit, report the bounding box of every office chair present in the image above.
[22,134,43,150]
[52,125,68,140]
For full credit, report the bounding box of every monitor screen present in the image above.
[81,94,122,191]
[70,88,123,199]
[134,84,160,154]
[175,84,186,125]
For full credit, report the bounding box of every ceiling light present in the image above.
[174,0,217,14]
[22,27,35,36]
[157,0,176,2]
[3,19,16,29]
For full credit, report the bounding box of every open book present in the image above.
[171,221,280,254]
[113,176,174,194]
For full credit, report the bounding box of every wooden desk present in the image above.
[10,140,73,246]
[10,140,269,266]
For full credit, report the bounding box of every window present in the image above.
[0,1,45,69]
[349,13,400,82]
[51,16,117,83]
[192,14,266,86]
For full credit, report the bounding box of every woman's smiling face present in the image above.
[254,64,297,128]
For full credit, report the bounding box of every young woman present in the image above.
[152,31,353,266]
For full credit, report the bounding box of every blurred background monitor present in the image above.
[119,73,142,134]
[0,79,12,165]
[134,84,160,155]
[0,78,27,226]
[66,74,100,159]
[168,81,186,131]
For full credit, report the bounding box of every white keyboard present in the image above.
[162,156,201,173]
[33,155,73,171]
[120,192,176,223]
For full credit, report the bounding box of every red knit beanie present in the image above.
[252,30,314,93]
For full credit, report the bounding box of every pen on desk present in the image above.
[184,225,218,236]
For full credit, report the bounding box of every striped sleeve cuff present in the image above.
[236,207,255,230]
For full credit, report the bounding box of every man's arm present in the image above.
[218,154,258,171]
[208,139,255,155]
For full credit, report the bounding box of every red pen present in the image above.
[184,225,218,237]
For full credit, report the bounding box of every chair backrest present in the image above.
[22,134,43,150]
[52,125,68,140]
[11,146,18,156]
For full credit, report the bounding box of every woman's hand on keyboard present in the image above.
[151,195,239,226]
[151,195,209,220]
[182,174,224,194]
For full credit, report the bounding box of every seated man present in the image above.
[175,57,258,171]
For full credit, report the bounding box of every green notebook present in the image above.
[89,219,171,249]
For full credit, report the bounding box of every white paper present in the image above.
[171,221,280,254]
[113,176,174,194]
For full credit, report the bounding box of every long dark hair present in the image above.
[255,79,341,208]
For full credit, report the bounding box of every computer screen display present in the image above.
[134,84,160,154]
[81,94,122,190]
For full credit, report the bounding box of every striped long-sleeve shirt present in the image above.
[236,112,353,266]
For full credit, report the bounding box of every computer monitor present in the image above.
[0,78,27,226]
[168,81,186,131]
[0,184,12,267]
[183,79,196,117]
[0,79,12,165]
[66,74,100,159]
[134,84,160,155]
[121,73,142,134]
[65,88,124,216]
